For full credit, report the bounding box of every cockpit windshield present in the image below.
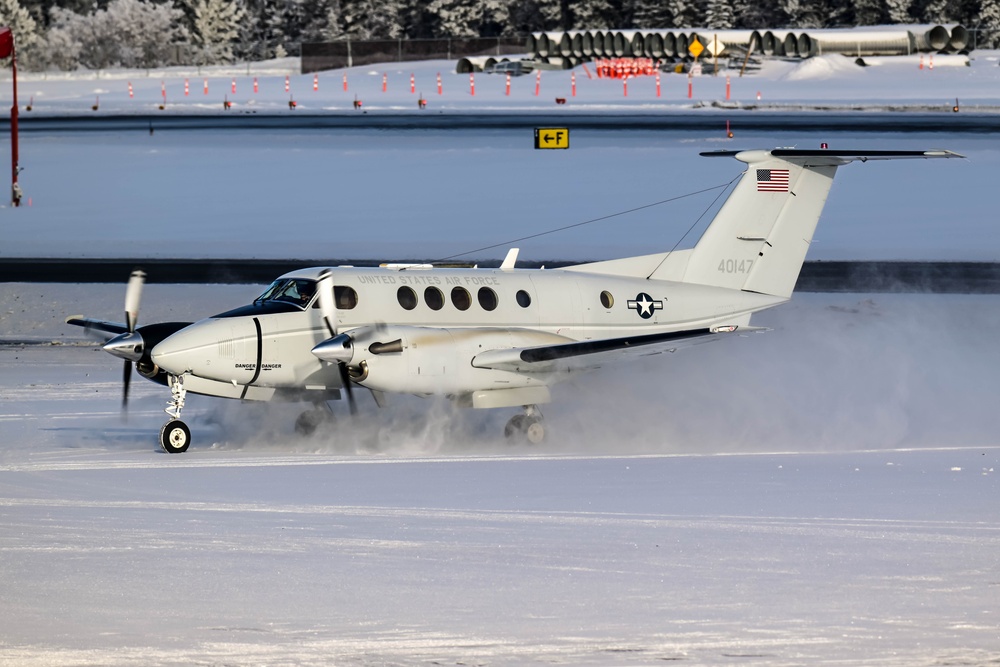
[255,279,317,309]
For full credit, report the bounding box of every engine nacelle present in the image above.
[331,325,570,396]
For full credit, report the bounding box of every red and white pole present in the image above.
[470,72,475,96]
[184,78,189,96]
[313,74,318,91]
[343,73,347,91]
[203,78,208,95]
[655,70,660,97]
[687,72,693,99]
[535,69,541,96]
[2,28,20,206]
[623,76,628,97]
[410,73,415,93]
[128,81,133,98]
[437,72,442,95]
[382,73,387,92]
[505,72,510,95]
[231,78,236,94]
[929,53,934,70]
[253,77,258,93]
[285,75,290,92]
[725,74,730,101]
[571,70,576,97]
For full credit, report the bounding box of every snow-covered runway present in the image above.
[2,288,999,665]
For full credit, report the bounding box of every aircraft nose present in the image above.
[151,320,219,376]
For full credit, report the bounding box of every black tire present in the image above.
[504,414,527,441]
[160,420,191,454]
[295,409,329,436]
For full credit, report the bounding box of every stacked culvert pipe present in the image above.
[521,24,972,66]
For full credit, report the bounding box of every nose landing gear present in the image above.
[160,374,190,454]
[504,404,546,445]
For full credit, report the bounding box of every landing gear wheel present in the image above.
[295,408,331,436]
[524,417,546,445]
[504,414,546,444]
[160,419,191,454]
[504,414,526,441]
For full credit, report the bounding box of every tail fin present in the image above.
[650,149,962,298]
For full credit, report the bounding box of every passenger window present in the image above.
[478,287,498,311]
[424,286,444,311]
[397,286,417,310]
[516,290,531,308]
[451,286,471,311]
[311,285,359,309]
[335,286,358,309]
[600,291,614,309]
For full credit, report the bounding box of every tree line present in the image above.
[0,0,992,71]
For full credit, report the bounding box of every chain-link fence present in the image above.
[301,37,527,74]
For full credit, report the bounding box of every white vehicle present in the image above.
[69,148,961,453]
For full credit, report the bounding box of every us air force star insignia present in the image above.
[627,292,664,319]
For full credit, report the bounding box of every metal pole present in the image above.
[11,41,19,207]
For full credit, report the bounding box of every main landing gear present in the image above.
[504,404,546,445]
[295,403,335,436]
[159,374,190,454]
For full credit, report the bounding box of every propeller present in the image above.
[317,269,357,415]
[120,269,145,413]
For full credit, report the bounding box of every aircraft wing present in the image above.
[472,326,764,374]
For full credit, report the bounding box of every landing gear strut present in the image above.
[160,374,190,454]
[504,404,546,444]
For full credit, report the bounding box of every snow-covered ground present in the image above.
[4,52,1000,113]
[2,55,999,665]
[2,286,999,666]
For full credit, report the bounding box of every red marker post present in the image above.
[571,70,576,97]
[687,72,693,99]
[410,73,415,93]
[313,74,318,91]
[725,74,730,101]
[1,27,20,206]
[253,77,258,94]
[231,78,236,94]
[343,73,347,91]
[184,78,189,96]
[505,72,510,96]
[285,75,290,93]
[437,72,442,95]
[204,78,208,95]
[655,70,660,97]
[470,72,475,96]
[382,73,387,92]
[535,70,541,96]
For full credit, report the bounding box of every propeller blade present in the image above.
[338,363,357,416]
[317,269,337,338]
[125,269,146,333]
[122,359,132,417]
[316,270,357,415]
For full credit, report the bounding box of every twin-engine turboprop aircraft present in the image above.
[69,148,961,453]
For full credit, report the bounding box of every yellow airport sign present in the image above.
[688,37,704,59]
[534,127,570,149]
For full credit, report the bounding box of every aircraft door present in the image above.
[528,275,582,335]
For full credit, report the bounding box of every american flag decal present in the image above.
[757,168,790,192]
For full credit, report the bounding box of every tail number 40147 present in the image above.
[718,259,753,274]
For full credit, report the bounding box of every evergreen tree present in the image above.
[981,0,1000,47]
[187,0,245,64]
[885,0,914,22]
[0,0,40,58]
[706,0,735,29]
[427,0,508,37]
[852,0,887,25]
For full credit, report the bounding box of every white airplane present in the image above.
[68,147,961,453]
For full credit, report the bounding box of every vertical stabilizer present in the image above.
[649,149,963,298]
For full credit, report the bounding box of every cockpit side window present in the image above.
[256,279,317,308]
